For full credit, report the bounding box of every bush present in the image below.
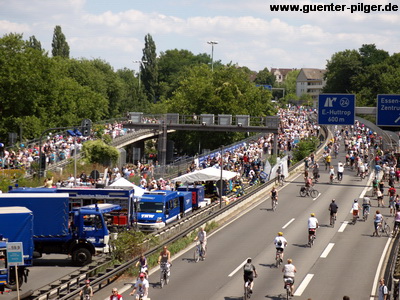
[292,137,319,163]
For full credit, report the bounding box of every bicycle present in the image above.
[244,278,252,299]
[271,196,278,211]
[378,219,391,237]
[284,277,294,299]
[194,241,206,263]
[308,229,316,247]
[124,283,145,300]
[299,186,319,198]
[362,205,370,221]
[330,213,336,227]
[159,262,170,288]
[275,248,283,267]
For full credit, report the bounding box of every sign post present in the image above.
[376,95,400,126]
[7,242,23,300]
[318,94,355,125]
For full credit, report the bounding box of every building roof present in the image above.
[271,68,294,77]
[299,68,326,80]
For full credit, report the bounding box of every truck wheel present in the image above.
[72,248,92,266]
[5,276,23,291]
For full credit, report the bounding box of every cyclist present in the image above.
[305,176,313,194]
[328,199,338,226]
[362,197,371,218]
[274,232,288,261]
[308,213,319,244]
[243,258,258,294]
[158,246,171,277]
[129,273,149,300]
[194,227,207,259]
[352,199,361,223]
[271,187,278,205]
[282,258,297,297]
[79,280,93,299]
[329,165,335,184]
[135,253,148,277]
[337,162,344,181]
[373,210,383,237]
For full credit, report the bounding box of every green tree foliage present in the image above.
[156,64,276,154]
[51,25,70,58]
[323,49,362,93]
[359,44,389,67]
[141,34,158,102]
[292,137,319,163]
[157,49,209,100]
[254,67,276,86]
[28,35,42,51]
[82,139,119,166]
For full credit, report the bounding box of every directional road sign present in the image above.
[318,94,355,125]
[376,95,400,126]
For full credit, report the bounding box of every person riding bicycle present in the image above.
[276,166,284,184]
[129,273,149,300]
[243,258,258,294]
[337,162,344,181]
[329,165,335,183]
[328,199,338,225]
[79,280,93,300]
[362,197,371,216]
[305,176,313,194]
[194,227,207,259]
[271,187,278,204]
[352,199,361,222]
[308,213,319,243]
[274,232,288,261]
[158,246,171,276]
[135,254,148,277]
[373,210,383,237]
[282,258,297,297]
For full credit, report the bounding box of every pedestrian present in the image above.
[373,210,383,237]
[378,278,388,300]
[110,287,123,300]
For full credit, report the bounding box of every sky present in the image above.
[1,0,399,73]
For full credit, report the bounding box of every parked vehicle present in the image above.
[134,190,193,231]
[0,193,119,266]
[176,185,207,209]
[0,207,33,290]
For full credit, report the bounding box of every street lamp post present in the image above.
[133,60,148,90]
[207,41,218,72]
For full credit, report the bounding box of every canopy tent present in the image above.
[172,167,239,183]
[109,177,145,197]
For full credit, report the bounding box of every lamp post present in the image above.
[133,60,148,90]
[207,41,218,72]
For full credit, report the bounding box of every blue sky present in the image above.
[1,0,399,73]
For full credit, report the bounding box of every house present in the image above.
[296,68,326,102]
[271,68,295,83]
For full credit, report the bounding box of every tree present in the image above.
[27,35,42,51]
[141,34,158,102]
[323,49,362,93]
[359,44,389,67]
[254,67,275,86]
[52,25,70,58]
[82,139,119,166]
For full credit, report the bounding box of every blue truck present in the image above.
[135,190,193,231]
[0,193,119,266]
[0,206,33,291]
[177,185,207,209]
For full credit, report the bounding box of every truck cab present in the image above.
[135,190,192,231]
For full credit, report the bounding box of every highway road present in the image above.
[113,152,391,300]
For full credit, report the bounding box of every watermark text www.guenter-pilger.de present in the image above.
[270,2,398,13]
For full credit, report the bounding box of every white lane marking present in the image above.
[320,243,335,258]
[370,237,392,300]
[282,218,295,229]
[294,273,314,296]
[228,258,248,277]
[312,193,321,201]
[338,221,348,232]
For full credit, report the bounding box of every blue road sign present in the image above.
[318,94,355,125]
[377,95,400,126]
[7,242,24,266]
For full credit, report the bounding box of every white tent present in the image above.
[172,167,239,183]
[109,177,145,197]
